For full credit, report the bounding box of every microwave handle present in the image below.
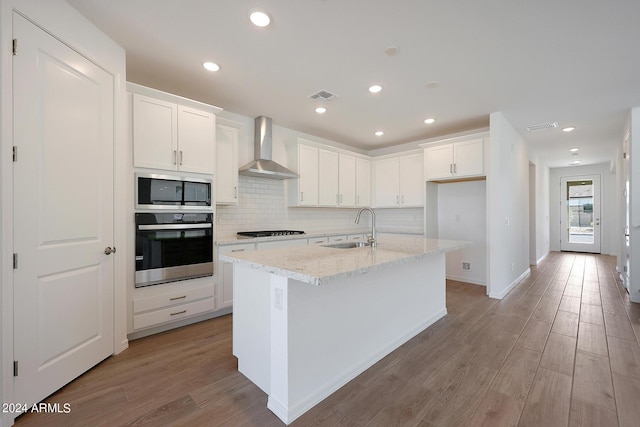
[138,223,212,231]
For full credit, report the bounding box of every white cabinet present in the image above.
[216,123,239,204]
[318,151,357,207]
[218,243,256,309]
[355,157,371,207]
[132,280,215,331]
[425,138,484,181]
[130,84,221,174]
[339,154,357,207]
[319,149,339,206]
[288,143,319,206]
[374,152,423,207]
[288,140,370,208]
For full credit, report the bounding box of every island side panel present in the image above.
[232,265,272,394]
[269,252,447,424]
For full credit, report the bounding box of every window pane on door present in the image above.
[566,180,594,244]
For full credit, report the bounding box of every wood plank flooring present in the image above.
[14,252,640,426]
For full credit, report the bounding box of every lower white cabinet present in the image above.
[218,243,256,309]
[132,280,215,331]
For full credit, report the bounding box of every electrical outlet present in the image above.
[462,262,471,270]
[274,288,283,310]
[511,262,515,271]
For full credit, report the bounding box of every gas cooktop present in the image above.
[237,230,306,238]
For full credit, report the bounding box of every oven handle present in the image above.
[138,223,212,231]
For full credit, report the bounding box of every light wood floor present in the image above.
[15,252,640,426]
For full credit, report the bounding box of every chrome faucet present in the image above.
[355,208,377,247]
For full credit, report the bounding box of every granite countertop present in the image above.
[215,228,423,246]
[219,235,468,285]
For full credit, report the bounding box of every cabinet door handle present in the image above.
[173,150,177,165]
[234,186,237,199]
[454,163,457,174]
[231,248,245,252]
[449,163,453,174]
[313,240,324,244]
[301,191,304,202]
[170,295,187,301]
[179,150,184,165]
[170,310,187,316]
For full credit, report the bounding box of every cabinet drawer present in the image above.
[328,235,347,243]
[256,239,307,250]
[347,234,366,242]
[218,243,256,255]
[133,297,215,330]
[133,285,214,313]
[308,237,329,245]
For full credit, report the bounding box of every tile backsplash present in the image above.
[215,176,424,237]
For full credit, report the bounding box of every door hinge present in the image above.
[12,146,17,162]
[12,38,17,56]
[623,265,628,272]
[13,361,18,377]
[13,253,18,269]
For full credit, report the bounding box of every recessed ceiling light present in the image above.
[368,85,382,93]
[249,9,271,27]
[203,61,220,72]
[563,126,576,132]
[424,118,436,125]
[569,147,579,152]
[375,131,384,136]
[570,160,581,165]
[315,107,326,114]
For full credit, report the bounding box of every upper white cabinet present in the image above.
[216,122,240,205]
[129,83,221,174]
[288,140,370,208]
[318,149,340,206]
[355,157,371,207]
[374,152,423,207]
[288,143,319,206]
[339,154,357,207]
[425,138,484,181]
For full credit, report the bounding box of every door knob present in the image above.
[104,246,116,255]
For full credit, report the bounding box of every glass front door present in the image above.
[560,175,601,253]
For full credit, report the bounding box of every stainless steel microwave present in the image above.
[135,173,212,210]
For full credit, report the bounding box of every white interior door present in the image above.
[560,175,601,253]
[13,13,115,406]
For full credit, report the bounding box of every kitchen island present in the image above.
[220,235,467,425]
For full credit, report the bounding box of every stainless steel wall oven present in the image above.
[135,212,213,287]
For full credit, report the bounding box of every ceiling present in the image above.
[66,0,640,167]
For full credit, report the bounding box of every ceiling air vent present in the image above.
[526,122,559,132]
[309,90,338,101]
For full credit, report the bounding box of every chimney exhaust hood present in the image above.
[239,116,298,179]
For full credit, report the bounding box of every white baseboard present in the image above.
[535,251,549,265]
[489,268,531,299]
[446,274,486,286]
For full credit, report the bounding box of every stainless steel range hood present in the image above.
[239,116,298,179]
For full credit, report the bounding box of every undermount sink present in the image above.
[323,241,372,249]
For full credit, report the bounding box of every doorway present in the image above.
[12,13,115,407]
[560,175,601,253]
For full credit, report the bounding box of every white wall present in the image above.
[488,113,531,299]
[549,163,617,256]
[437,180,487,285]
